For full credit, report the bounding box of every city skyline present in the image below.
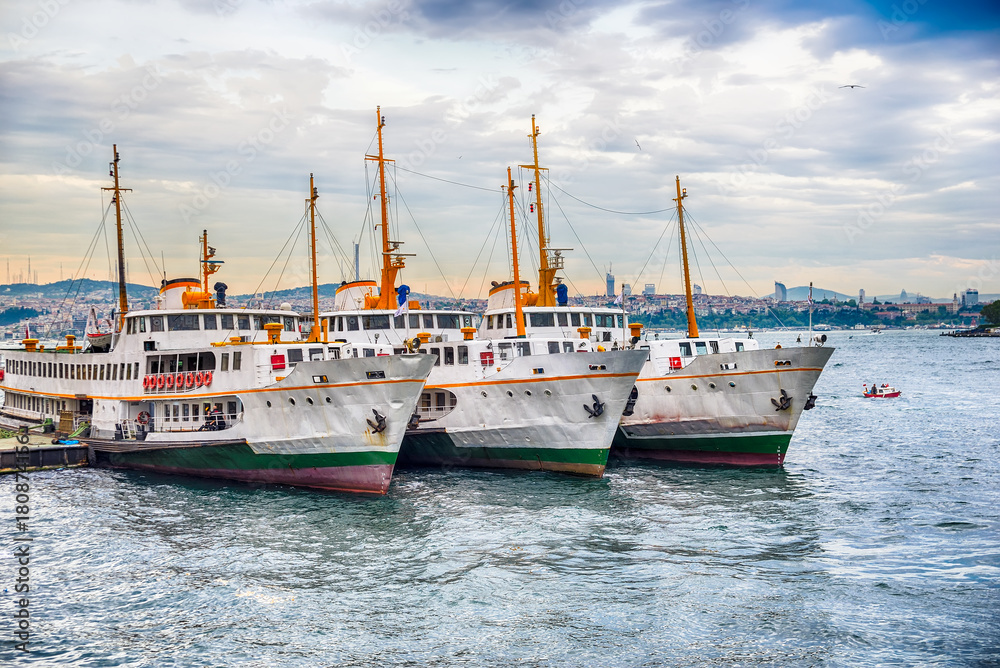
[1,0,998,300]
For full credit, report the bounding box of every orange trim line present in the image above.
[2,378,426,402]
[637,366,825,382]
[425,371,638,390]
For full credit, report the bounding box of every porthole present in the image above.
[306,397,314,405]
[665,386,672,392]
[544,389,552,396]
[481,390,488,398]
[524,390,532,397]
[266,401,272,408]
[729,382,736,388]
[691,384,698,391]
[709,382,717,389]
[289,398,296,406]
[506,390,514,398]
[325,396,332,403]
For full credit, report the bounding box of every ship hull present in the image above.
[399,428,607,476]
[399,350,648,478]
[93,441,396,494]
[613,346,833,467]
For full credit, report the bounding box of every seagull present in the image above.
[635,138,641,150]
[839,84,865,89]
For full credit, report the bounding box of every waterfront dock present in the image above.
[0,433,89,474]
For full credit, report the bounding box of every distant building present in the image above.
[963,289,979,306]
[643,283,655,296]
[900,289,908,301]
[693,283,703,295]
[622,284,632,296]
[859,289,865,304]
[606,272,614,298]
[774,281,787,301]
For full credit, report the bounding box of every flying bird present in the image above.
[839,84,865,89]
[635,138,641,150]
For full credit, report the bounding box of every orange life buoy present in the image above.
[156,374,166,389]
[136,411,150,425]
[142,375,150,389]
[165,374,174,389]
[203,371,213,386]
[175,373,184,389]
[195,371,204,387]
[185,372,195,388]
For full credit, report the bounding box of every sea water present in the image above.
[1,330,997,666]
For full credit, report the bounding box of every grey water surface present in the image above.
[3,330,998,666]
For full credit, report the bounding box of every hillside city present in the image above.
[0,276,991,341]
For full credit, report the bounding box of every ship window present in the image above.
[99,365,105,381]
[150,316,164,332]
[409,314,420,328]
[498,342,512,360]
[695,341,708,355]
[570,313,580,327]
[198,352,216,370]
[617,315,624,328]
[288,349,303,364]
[710,341,719,354]
[444,347,454,365]
[462,314,473,328]
[126,363,131,380]
[393,315,405,329]
[182,404,190,422]
[582,314,592,327]
[221,314,234,330]
[203,314,218,330]
[557,313,568,327]
[563,342,574,353]
[505,314,513,329]
[363,315,390,330]
[328,347,340,360]
[438,314,459,329]
[134,362,139,379]
[516,342,531,357]
[228,401,238,419]
[735,342,745,352]
[168,315,200,331]
[172,404,179,422]
[192,404,200,422]
[284,317,295,332]
[678,342,692,356]
[363,348,375,358]
[430,347,440,366]
[531,312,555,327]
[139,317,146,333]
[221,353,230,372]
[112,364,117,381]
[457,346,468,365]
[347,316,359,331]
[335,317,343,332]
[548,341,560,354]
[233,351,242,371]
[238,315,250,330]
[486,315,494,329]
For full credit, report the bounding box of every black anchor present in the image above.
[583,394,605,418]
[803,393,818,410]
[770,388,792,411]
[367,408,387,434]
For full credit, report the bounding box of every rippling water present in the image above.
[2,330,998,666]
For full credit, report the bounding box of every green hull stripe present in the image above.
[613,430,792,455]
[401,432,608,467]
[105,442,397,470]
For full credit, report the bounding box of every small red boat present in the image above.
[863,383,901,398]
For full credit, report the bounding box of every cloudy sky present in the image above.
[1,0,998,301]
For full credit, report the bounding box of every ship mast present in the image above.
[364,106,407,309]
[199,230,223,298]
[675,176,699,338]
[520,115,563,307]
[101,144,131,332]
[505,167,526,338]
[306,173,321,343]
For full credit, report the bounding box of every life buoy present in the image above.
[156,374,166,389]
[195,371,204,387]
[142,375,150,389]
[165,374,174,389]
[136,411,150,425]
[185,372,195,388]
[175,373,184,389]
[203,371,213,386]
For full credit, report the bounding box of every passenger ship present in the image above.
[0,153,434,493]
[317,110,646,476]
[481,117,833,466]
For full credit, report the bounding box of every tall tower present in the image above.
[606,270,615,297]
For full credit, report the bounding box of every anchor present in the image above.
[406,412,421,430]
[622,386,639,417]
[770,388,792,411]
[803,393,818,410]
[367,408,387,434]
[583,394,605,418]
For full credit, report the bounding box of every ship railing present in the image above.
[415,405,456,421]
[144,411,244,434]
